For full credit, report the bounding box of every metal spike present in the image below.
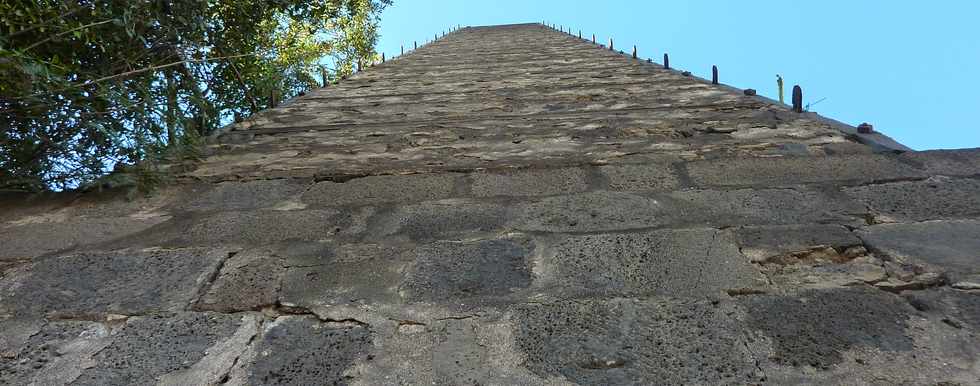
[609,38,614,51]
[414,41,417,50]
[401,45,404,55]
[663,53,670,69]
[592,34,596,44]
[382,53,385,63]
[712,65,718,84]
[632,45,637,59]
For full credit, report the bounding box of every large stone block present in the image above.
[845,176,980,222]
[668,187,868,227]
[469,167,590,197]
[513,191,670,232]
[195,248,285,312]
[686,154,924,188]
[1,248,228,316]
[512,298,764,384]
[302,173,461,207]
[732,224,862,262]
[539,228,766,298]
[400,238,534,303]
[180,179,311,211]
[857,220,980,283]
[900,148,980,177]
[0,216,170,261]
[375,199,511,241]
[598,163,680,192]
[280,242,407,308]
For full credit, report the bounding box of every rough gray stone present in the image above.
[176,208,371,246]
[401,238,534,302]
[901,149,980,177]
[686,154,924,188]
[181,179,311,211]
[470,167,590,197]
[0,216,170,261]
[599,163,679,192]
[244,316,371,385]
[668,187,868,227]
[73,312,249,386]
[733,224,862,262]
[513,298,764,384]
[2,248,227,316]
[196,248,284,312]
[542,229,766,298]
[513,191,669,232]
[857,220,980,282]
[739,287,913,369]
[280,242,407,308]
[0,320,111,385]
[376,199,510,241]
[845,176,980,222]
[302,173,460,207]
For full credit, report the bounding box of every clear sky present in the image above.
[375,0,980,151]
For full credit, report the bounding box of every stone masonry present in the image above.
[1,23,979,385]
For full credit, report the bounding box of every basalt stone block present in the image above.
[0,319,111,385]
[181,179,311,211]
[512,298,763,385]
[178,208,370,246]
[0,216,170,261]
[513,191,670,232]
[900,148,980,177]
[376,199,511,241]
[668,188,868,227]
[857,220,980,283]
[73,312,253,386]
[686,154,924,188]
[733,224,862,262]
[280,242,406,308]
[244,316,372,385]
[845,177,980,222]
[196,248,285,312]
[2,248,228,316]
[400,238,534,303]
[739,287,913,369]
[541,229,766,298]
[469,167,590,197]
[598,163,680,192]
[302,173,461,207]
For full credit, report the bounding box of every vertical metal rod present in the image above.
[578,30,582,39]
[414,41,417,50]
[712,65,718,84]
[663,53,670,69]
[609,38,614,51]
[632,45,637,59]
[401,45,404,55]
[777,75,784,104]
[792,85,804,113]
[321,67,328,87]
[381,53,385,63]
[592,34,596,44]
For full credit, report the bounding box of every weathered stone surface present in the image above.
[0,215,170,261]
[513,298,764,384]
[513,191,668,232]
[733,224,862,262]
[302,173,461,207]
[470,167,590,197]
[172,208,372,246]
[181,179,311,211]
[739,287,914,369]
[845,176,980,222]
[900,148,980,177]
[280,242,407,308]
[857,220,980,283]
[539,229,766,298]
[376,199,510,241]
[196,248,284,312]
[686,153,924,188]
[242,316,371,385]
[73,313,254,386]
[668,187,868,227]
[599,163,679,192]
[401,238,534,302]
[0,320,111,385]
[1,248,228,316]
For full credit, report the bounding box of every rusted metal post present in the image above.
[712,65,718,84]
[792,85,804,113]
[663,53,670,69]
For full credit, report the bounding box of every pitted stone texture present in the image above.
[72,312,247,386]
[857,220,980,283]
[470,167,589,197]
[901,149,980,177]
[176,208,370,246]
[845,176,980,222]
[739,287,913,369]
[376,199,510,241]
[542,229,766,298]
[181,179,310,211]
[513,298,763,385]
[0,216,169,261]
[401,238,534,302]
[514,191,669,232]
[669,188,868,227]
[733,224,862,262]
[686,154,923,188]
[244,316,371,385]
[2,248,227,316]
[0,320,111,385]
[904,288,980,331]
[599,163,680,192]
[302,173,460,207]
[196,248,284,312]
[280,242,406,308]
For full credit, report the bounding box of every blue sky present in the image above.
[375,0,980,150]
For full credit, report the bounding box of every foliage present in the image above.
[1,0,391,191]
